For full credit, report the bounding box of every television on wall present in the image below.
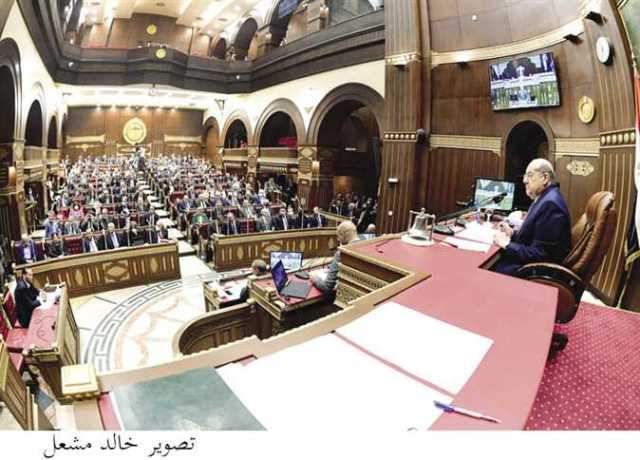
[489,52,560,111]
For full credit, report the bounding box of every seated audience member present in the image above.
[240,200,256,219]
[257,208,273,232]
[14,268,43,327]
[69,203,84,221]
[43,211,61,239]
[98,209,111,231]
[46,233,65,258]
[16,235,38,265]
[105,223,125,250]
[208,215,223,235]
[127,221,146,246]
[273,208,291,231]
[239,259,268,302]
[493,159,571,275]
[149,222,170,244]
[80,213,99,232]
[309,207,325,228]
[223,212,239,236]
[64,218,81,235]
[311,221,358,295]
[83,231,103,253]
[286,206,299,229]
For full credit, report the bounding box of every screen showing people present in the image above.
[489,52,560,110]
[474,178,515,212]
[269,251,303,271]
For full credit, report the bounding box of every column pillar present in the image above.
[296,145,316,209]
[376,0,429,234]
[256,26,278,58]
[0,140,27,243]
[247,146,259,187]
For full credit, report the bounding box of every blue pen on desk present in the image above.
[434,400,501,424]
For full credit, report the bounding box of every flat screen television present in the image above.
[489,52,560,110]
[474,178,516,213]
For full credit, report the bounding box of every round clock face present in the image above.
[596,36,612,64]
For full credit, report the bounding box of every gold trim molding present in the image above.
[555,138,600,157]
[431,19,584,67]
[66,134,105,145]
[385,52,422,66]
[600,129,636,148]
[566,160,595,176]
[429,134,502,154]
[163,135,202,144]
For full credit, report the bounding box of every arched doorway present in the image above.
[224,119,248,148]
[317,101,381,199]
[210,38,226,60]
[505,121,549,209]
[0,66,15,144]
[234,19,258,61]
[47,116,58,149]
[25,100,44,147]
[202,117,221,167]
[259,112,298,148]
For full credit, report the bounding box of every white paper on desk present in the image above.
[456,222,496,245]
[444,236,490,253]
[337,302,493,394]
[218,334,451,431]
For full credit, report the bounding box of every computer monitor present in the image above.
[473,178,516,212]
[269,251,303,271]
[270,260,288,292]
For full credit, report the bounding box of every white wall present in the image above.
[1,1,65,143]
[203,59,385,140]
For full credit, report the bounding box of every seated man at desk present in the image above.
[493,158,571,275]
[16,235,39,265]
[239,259,268,302]
[311,221,358,294]
[15,268,43,327]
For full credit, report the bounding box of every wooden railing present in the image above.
[173,303,274,355]
[17,243,181,298]
[210,227,337,271]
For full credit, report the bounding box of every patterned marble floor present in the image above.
[74,255,216,372]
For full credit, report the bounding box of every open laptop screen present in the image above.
[270,260,288,292]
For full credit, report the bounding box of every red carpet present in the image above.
[525,303,640,430]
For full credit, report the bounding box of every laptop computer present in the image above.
[271,260,312,299]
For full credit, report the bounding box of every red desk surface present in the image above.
[354,237,557,430]
[25,300,60,349]
[254,268,326,307]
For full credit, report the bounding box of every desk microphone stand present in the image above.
[433,192,507,235]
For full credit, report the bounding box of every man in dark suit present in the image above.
[83,231,104,253]
[309,206,325,228]
[127,221,146,246]
[16,236,39,265]
[14,268,42,327]
[105,223,125,250]
[493,159,571,275]
[46,233,65,258]
[149,223,170,244]
[222,212,239,235]
[311,221,358,296]
[273,208,290,231]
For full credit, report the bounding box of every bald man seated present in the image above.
[493,159,571,276]
[312,221,358,295]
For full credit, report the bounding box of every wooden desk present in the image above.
[19,243,181,298]
[250,267,330,335]
[23,284,79,404]
[203,276,249,312]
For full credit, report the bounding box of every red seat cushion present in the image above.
[5,327,28,352]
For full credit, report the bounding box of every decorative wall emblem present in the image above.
[566,160,595,176]
[155,48,167,59]
[146,24,157,35]
[577,96,596,124]
[123,118,148,145]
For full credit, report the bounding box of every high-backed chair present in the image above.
[516,191,616,350]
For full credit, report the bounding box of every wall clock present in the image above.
[596,36,612,64]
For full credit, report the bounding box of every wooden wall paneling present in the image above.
[107,19,128,48]
[591,146,635,304]
[554,154,601,224]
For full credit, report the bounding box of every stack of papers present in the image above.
[456,222,497,245]
[443,236,490,252]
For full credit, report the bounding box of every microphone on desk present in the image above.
[433,192,507,236]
